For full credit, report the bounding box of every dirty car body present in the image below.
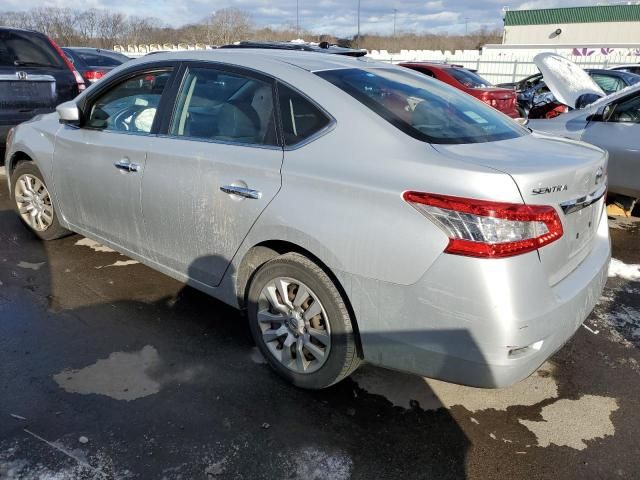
[5,50,610,389]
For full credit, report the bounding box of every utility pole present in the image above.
[356,0,361,48]
[393,8,398,38]
[465,16,469,35]
[296,0,300,38]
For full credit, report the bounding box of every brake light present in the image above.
[47,38,86,92]
[84,70,106,83]
[403,192,563,258]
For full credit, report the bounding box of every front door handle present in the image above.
[114,159,141,173]
[220,185,262,199]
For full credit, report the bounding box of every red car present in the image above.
[399,62,520,118]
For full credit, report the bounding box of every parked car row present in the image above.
[1,27,130,162]
[5,46,611,390]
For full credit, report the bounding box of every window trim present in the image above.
[155,60,283,150]
[77,62,178,136]
[274,80,336,151]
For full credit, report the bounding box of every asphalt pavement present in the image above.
[1,173,639,480]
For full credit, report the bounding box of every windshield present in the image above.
[0,30,65,68]
[447,68,492,88]
[316,68,526,144]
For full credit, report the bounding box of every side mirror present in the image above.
[56,101,80,125]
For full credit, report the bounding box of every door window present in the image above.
[590,74,625,95]
[170,67,278,146]
[605,95,640,124]
[277,83,331,146]
[85,70,172,133]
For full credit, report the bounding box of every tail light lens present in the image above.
[84,70,106,83]
[47,38,86,92]
[403,192,563,258]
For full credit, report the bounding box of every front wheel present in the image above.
[247,252,361,389]
[11,162,70,241]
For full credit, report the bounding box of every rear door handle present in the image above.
[114,159,141,173]
[220,185,262,199]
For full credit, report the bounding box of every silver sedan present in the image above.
[5,50,610,389]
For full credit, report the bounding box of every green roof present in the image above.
[504,4,640,26]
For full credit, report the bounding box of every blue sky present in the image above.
[4,0,601,36]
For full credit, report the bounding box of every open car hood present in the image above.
[533,53,605,108]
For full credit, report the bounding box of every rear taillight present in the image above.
[403,192,564,258]
[84,70,106,83]
[47,38,86,92]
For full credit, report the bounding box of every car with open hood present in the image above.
[529,53,640,201]
[5,49,610,390]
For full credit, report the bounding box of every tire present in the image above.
[247,252,361,389]
[11,162,71,241]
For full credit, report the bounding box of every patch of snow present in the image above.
[74,238,115,253]
[95,260,139,269]
[608,258,640,281]
[286,447,353,480]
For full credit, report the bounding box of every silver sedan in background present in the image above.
[529,53,640,202]
[5,50,610,389]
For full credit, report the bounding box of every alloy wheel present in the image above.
[15,174,54,232]
[257,277,331,374]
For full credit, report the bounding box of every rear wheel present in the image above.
[247,252,361,389]
[11,162,70,241]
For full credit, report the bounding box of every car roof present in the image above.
[129,48,381,73]
[220,41,366,57]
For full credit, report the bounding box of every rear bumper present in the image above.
[346,207,610,388]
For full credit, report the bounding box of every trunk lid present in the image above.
[432,133,607,285]
[533,53,605,108]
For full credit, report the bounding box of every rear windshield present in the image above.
[76,50,127,67]
[0,30,65,68]
[316,68,526,144]
[447,68,492,88]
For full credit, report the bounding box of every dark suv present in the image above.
[1,27,85,162]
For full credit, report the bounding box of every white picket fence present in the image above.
[115,44,640,85]
[367,50,640,84]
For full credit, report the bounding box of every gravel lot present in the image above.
[1,173,639,479]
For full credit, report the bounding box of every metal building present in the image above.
[503,4,640,45]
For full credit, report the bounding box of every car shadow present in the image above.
[0,197,478,479]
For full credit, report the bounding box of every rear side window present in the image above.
[170,67,278,146]
[590,74,625,94]
[446,68,492,88]
[278,83,331,146]
[76,51,126,67]
[86,70,172,133]
[0,30,65,68]
[317,68,526,145]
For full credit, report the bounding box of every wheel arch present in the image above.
[7,151,35,196]
[236,239,364,358]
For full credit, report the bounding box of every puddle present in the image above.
[16,261,44,271]
[74,238,115,253]
[519,395,618,450]
[353,363,558,411]
[53,345,161,401]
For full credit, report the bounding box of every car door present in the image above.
[52,66,176,254]
[581,92,640,198]
[141,63,283,287]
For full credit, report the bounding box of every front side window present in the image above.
[85,70,171,133]
[317,68,526,144]
[170,67,277,146]
[278,83,331,146]
[605,94,640,124]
